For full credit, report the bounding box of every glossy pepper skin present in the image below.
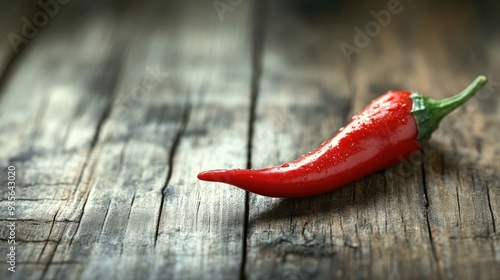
[198,76,488,198]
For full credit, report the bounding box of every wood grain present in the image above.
[244,0,500,279]
[0,0,499,279]
[0,2,127,279]
[0,0,252,279]
[146,2,252,279]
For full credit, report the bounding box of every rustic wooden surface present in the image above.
[0,0,499,279]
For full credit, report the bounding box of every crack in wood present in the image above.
[421,162,441,278]
[486,186,497,234]
[66,45,126,249]
[40,208,61,279]
[455,170,462,226]
[155,102,191,246]
[98,201,111,240]
[241,0,268,274]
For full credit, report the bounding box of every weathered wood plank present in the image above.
[245,0,500,279]
[150,3,252,278]
[245,2,378,279]
[396,2,500,278]
[40,1,253,279]
[0,5,123,279]
[0,0,498,279]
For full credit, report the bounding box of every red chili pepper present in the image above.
[198,76,488,198]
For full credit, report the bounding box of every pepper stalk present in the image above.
[410,75,488,142]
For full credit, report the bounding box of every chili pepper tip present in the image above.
[197,171,214,181]
[197,170,228,182]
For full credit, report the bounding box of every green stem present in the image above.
[410,75,488,142]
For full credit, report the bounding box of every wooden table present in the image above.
[1,0,499,279]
